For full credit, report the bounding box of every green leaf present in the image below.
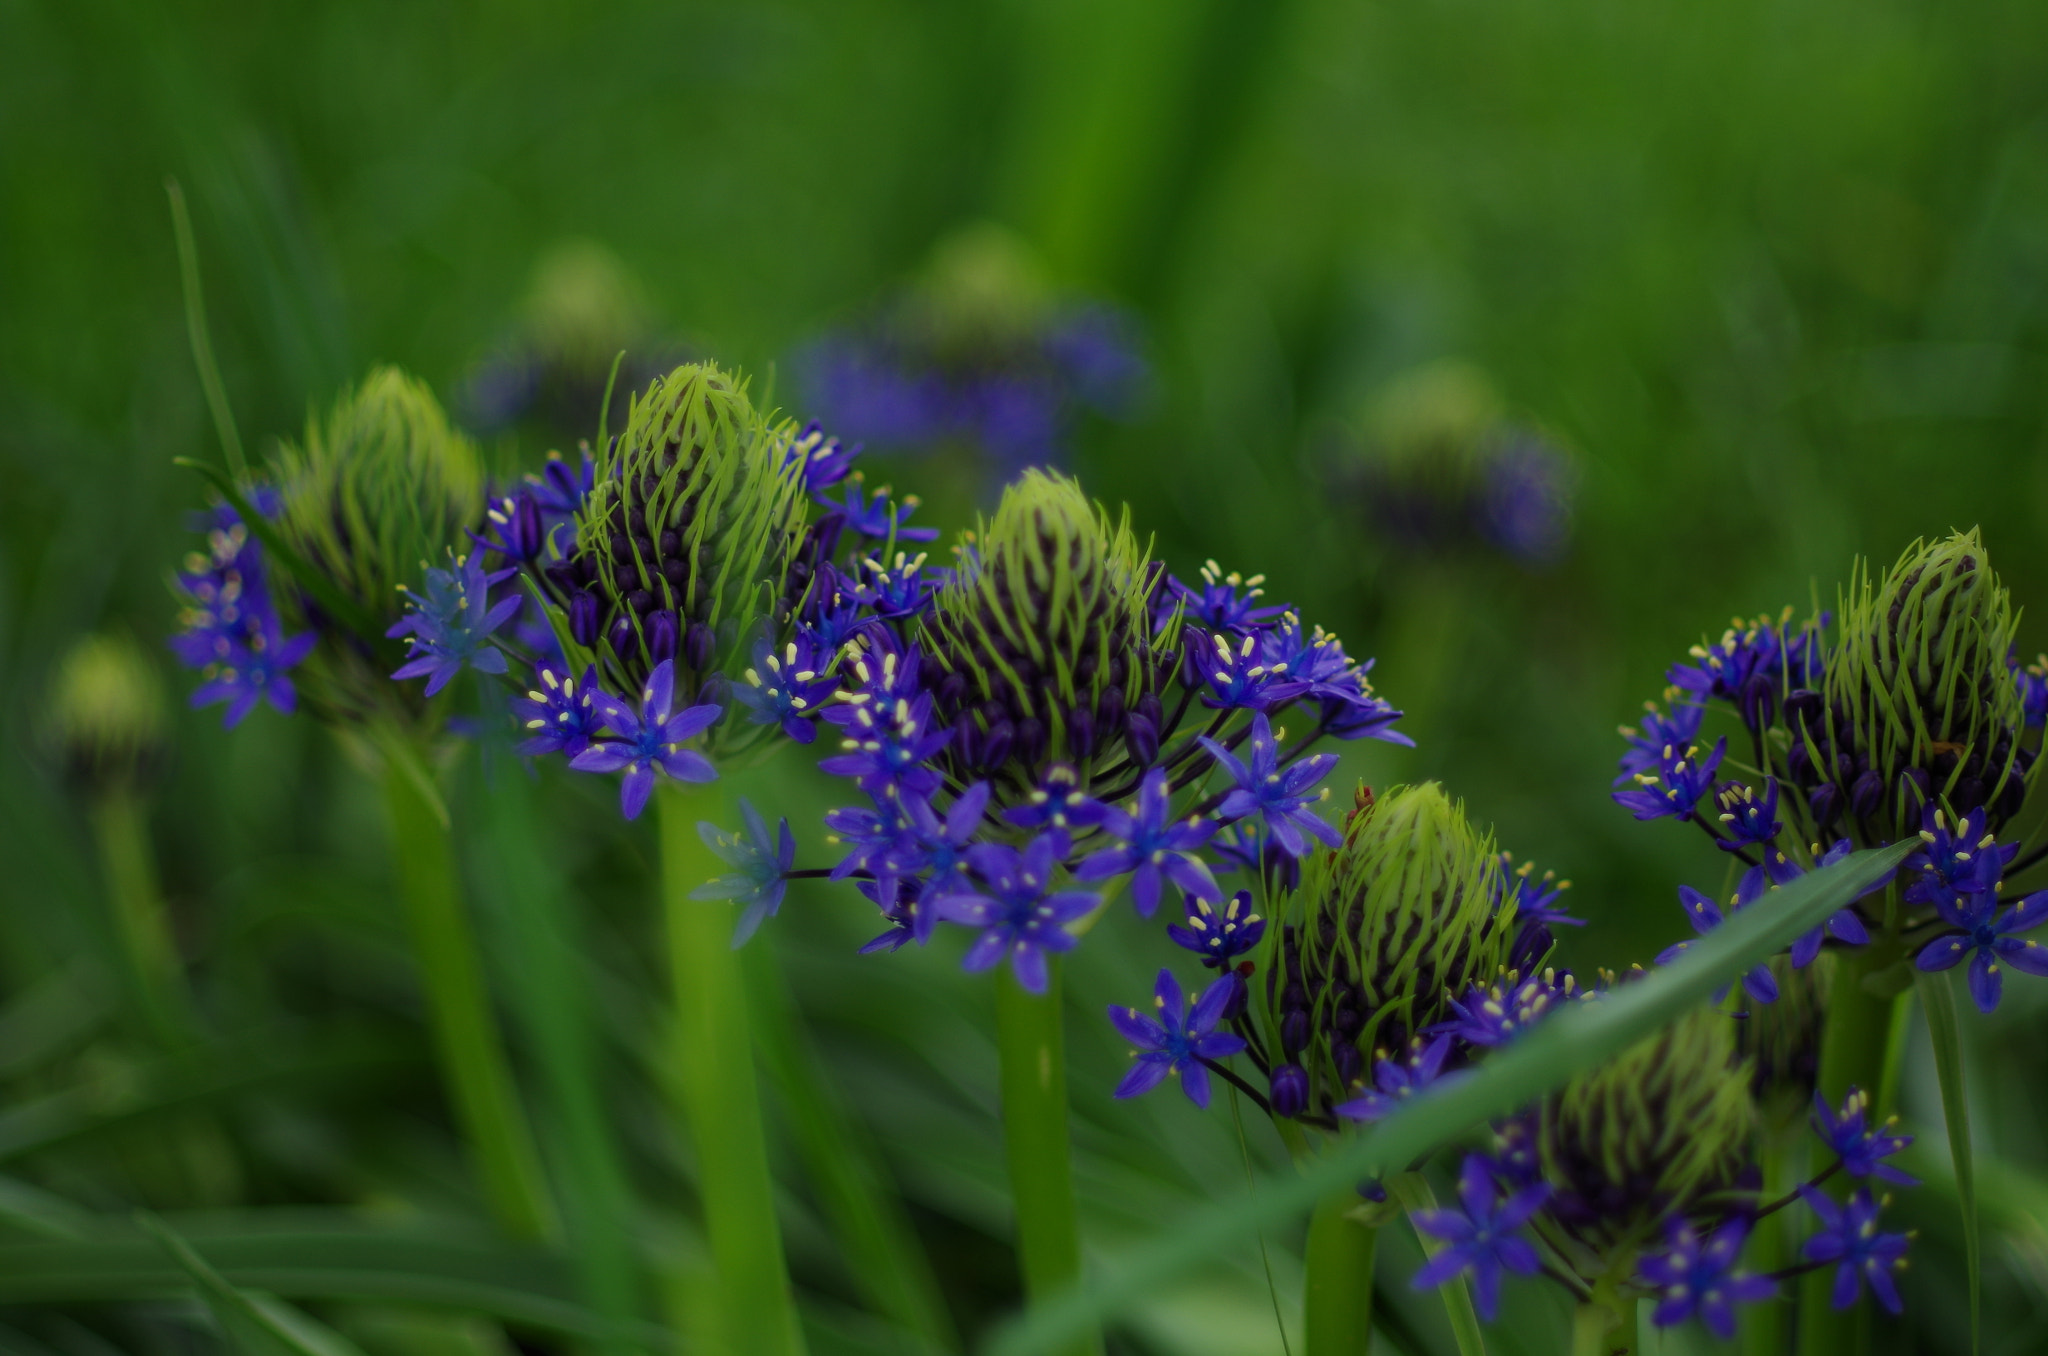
[140,1213,372,1356]
[1917,968,1978,1355]
[984,841,1913,1356]
[174,457,386,645]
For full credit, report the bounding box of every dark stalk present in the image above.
[1198,1057,1275,1117]
[1753,1159,1841,1220]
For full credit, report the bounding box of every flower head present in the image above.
[568,660,721,820]
[512,664,604,758]
[937,833,1097,993]
[1812,1087,1917,1186]
[1409,1155,1549,1321]
[1160,561,1286,635]
[1912,884,2048,1013]
[1798,1186,1912,1315]
[1074,768,1221,917]
[1335,1035,1455,1123]
[1199,712,1341,858]
[1166,890,1266,969]
[1612,738,1726,821]
[388,551,520,697]
[1107,969,1246,1109]
[1656,885,1780,1005]
[734,633,839,744]
[1638,1216,1775,1339]
[691,798,797,945]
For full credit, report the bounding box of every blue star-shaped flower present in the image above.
[1638,1216,1776,1340]
[1196,628,1311,712]
[1913,884,2048,1013]
[512,663,603,758]
[2012,649,2048,729]
[1902,804,2013,913]
[1106,969,1246,1109]
[1614,695,1707,788]
[784,421,861,493]
[1074,768,1220,917]
[1657,885,1780,1004]
[856,876,920,955]
[818,691,948,797]
[1612,737,1726,821]
[1001,764,1109,833]
[691,798,796,946]
[816,473,939,541]
[1157,561,1287,636]
[187,623,317,727]
[795,563,880,654]
[1166,889,1266,969]
[1497,853,1584,928]
[734,634,839,743]
[1431,971,1578,1047]
[1798,1186,1912,1315]
[854,551,944,622]
[937,834,1098,993]
[525,447,594,520]
[568,660,721,820]
[389,551,521,697]
[1727,842,1879,968]
[1409,1155,1550,1321]
[825,792,915,905]
[1812,1086,1917,1186]
[1714,778,1782,850]
[1335,1035,1454,1123]
[893,781,992,944]
[1199,712,1341,858]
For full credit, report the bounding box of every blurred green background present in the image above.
[4,1,2048,1353]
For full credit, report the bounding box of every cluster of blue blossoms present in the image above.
[171,495,316,727]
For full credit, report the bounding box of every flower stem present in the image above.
[994,961,1102,1356]
[1303,1192,1375,1355]
[1800,939,1902,1356]
[89,786,195,1046]
[1739,1133,1794,1356]
[657,784,805,1356]
[1569,1289,1637,1356]
[378,736,556,1242]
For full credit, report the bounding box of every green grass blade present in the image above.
[140,1213,371,1356]
[1917,969,1978,1355]
[984,841,1912,1356]
[165,177,246,479]
[173,458,386,647]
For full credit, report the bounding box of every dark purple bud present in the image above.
[1068,707,1096,759]
[608,615,637,657]
[546,560,583,594]
[1125,714,1159,768]
[1270,1063,1309,1119]
[1357,1179,1388,1204]
[1509,918,1554,974]
[699,674,730,720]
[1281,1010,1311,1058]
[569,591,601,646]
[627,587,655,615]
[685,621,716,672]
[1786,741,1814,783]
[1849,769,1885,819]
[1180,637,1206,687]
[1333,1042,1364,1086]
[1785,688,1823,726]
[647,609,680,663]
[1953,777,1988,813]
[951,717,981,766]
[936,671,969,712]
[508,493,544,558]
[1739,673,1777,732]
[982,721,1015,770]
[1015,717,1047,768]
[1219,972,1249,1021]
[1807,782,1842,829]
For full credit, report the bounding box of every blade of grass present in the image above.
[985,841,1912,1356]
[1918,969,1978,1356]
[165,177,246,479]
[140,1213,370,1356]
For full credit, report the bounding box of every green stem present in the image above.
[378,739,555,1242]
[1386,1173,1486,1356]
[1570,1294,1637,1356]
[657,785,804,1356]
[89,786,195,1046]
[747,941,956,1351]
[1801,940,1901,1356]
[994,962,1101,1356]
[1739,1135,1792,1356]
[1303,1192,1375,1355]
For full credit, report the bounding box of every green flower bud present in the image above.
[1822,529,2031,832]
[915,468,1169,794]
[569,362,807,705]
[1735,953,1831,1128]
[1259,783,1520,1119]
[902,223,1053,360]
[1540,1006,1756,1251]
[268,367,485,725]
[46,633,169,791]
[521,239,651,377]
[1355,360,1503,484]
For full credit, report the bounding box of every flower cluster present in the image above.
[169,497,316,727]
[797,469,1407,995]
[1615,534,2048,1011]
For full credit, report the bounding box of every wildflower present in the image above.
[2012,650,2048,729]
[1811,1087,1917,1186]
[1197,628,1310,712]
[1714,778,1782,850]
[1901,805,2011,913]
[1614,696,1706,787]
[1160,560,1286,635]
[734,634,839,744]
[817,474,938,542]
[1335,1035,1454,1122]
[1798,1186,1912,1314]
[1408,1155,1549,1321]
[1637,1217,1776,1340]
[1432,970,1577,1048]
[784,420,861,493]
[1166,890,1266,969]
[1612,738,1726,821]
[893,781,992,943]
[1912,884,2048,1013]
[512,664,604,758]
[1074,769,1221,917]
[856,877,921,955]
[1656,885,1780,1005]
[692,799,797,945]
[388,551,520,697]
[473,490,548,565]
[1107,969,1247,1109]
[817,692,949,797]
[937,834,1098,993]
[1199,713,1342,857]
[569,660,721,820]
[1000,764,1109,833]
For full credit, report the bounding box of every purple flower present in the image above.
[389,552,520,697]
[1612,737,1726,821]
[1638,1216,1775,1339]
[473,490,547,564]
[1166,889,1266,969]
[1001,764,1109,833]
[937,834,1098,993]
[893,781,992,944]
[1656,885,1780,1005]
[1158,562,1286,636]
[1615,698,1707,788]
[172,512,316,727]
[1335,1035,1455,1122]
[1737,842,1879,968]
[1199,713,1341,858]
[817,474,939,542]
[1901,804,2012,913]
[1409,1155,1550,1321]
[1799,1186,1912,1315]
[568,660,721,820]
[853,550,944,622]
[1432,971,1577,1048]
[825,793,915,904]
[1074,769,1221,917]
[856,876,921,955]
[1912,884,2048,1013]
[512,664,603,758]
[1106,969,1246,1109]
[734,634,839,744]
[1714,778,1782,850]
[1195,628,1310,713]
[1498,854,1583,928]
[187,625,317,727]
[1812,1087,1917,1187]
[691,799,797,946]
[818,690,948,797]
[784,421,862,493]
[2012,649,2048,729]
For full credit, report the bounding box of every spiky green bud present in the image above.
[521,239,650,375]
[1355,360,1503,481]
[902,224,1052,359]
[1823,529,2030,831]
[46,633,169,790]
[1260,784,1520,1118]
[1735,954,1831,1128]
[915,469,1169,795]
[568,362,806,704]
[1540,1006,1756,1250]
